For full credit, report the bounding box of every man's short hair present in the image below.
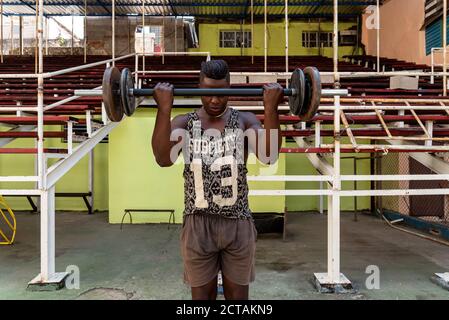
[200,59,230,83]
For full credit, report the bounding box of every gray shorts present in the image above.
[180,214,257,287]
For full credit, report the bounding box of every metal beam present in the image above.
[3,1,379,7]
[310,0,326,15]
[15,0,36,14]
[166,0,177,16]
[242,0,250,19]
[49,16,81,41]
[2,13,361,18]
[95,0,110,14]
[46,122,118,188]
[288,124,335,177]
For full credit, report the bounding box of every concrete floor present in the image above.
[0,211,448,300]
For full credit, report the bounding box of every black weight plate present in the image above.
[288,68,305,116]
[302,67,321,121]
[120,68,136,116]
[102,67,124,122]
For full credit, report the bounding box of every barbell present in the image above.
[74,66,345,122]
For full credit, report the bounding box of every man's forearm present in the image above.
[152,108,174,165]
[261,109,281,162]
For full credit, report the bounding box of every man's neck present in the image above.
[199,106,229,121]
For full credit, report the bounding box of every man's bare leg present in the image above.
[222,274,249,300]
[191,276,218,300]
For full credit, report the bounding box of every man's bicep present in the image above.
[242,113,263,155]
[244,112,263,130]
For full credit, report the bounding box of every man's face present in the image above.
[199,76,230,117]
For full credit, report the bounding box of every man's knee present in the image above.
[191,277,218,300]
[222,275,249,300]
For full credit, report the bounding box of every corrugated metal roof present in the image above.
[2,0,382,18]
[422,0,448,29]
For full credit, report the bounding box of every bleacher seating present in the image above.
[0,53,447,157]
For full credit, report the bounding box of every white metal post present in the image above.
[174,16,177,53]
[102,64,108,124]
[1,0,3,63]
[284,0,288,73]
[34,137,40,211]
[315,121,324,214]
[88,150,94,212]
[40,185,55,281]
[127,17,130,53]
[443,0,447,96]
[310,94,351,292]
[10,16,12,54]
[37,0,44,190]
[264,0,267,72]
[101,102,107,125]
[431,48,435,84]
[135,52,138,85]
[329,95,341,283]
[35,2,38,73]
[112,0,115,66]
[67,121,73,154]
[162,13,165,64]
[333,0,339,85]
[251,0,254,64]
[86,110,92,137]
[425,121,433,147]
[84,0,87,63]
[376,0,380,73]
[19,16,22,55]
[45,17,48,55]
[398,109,405,128]
[71,14,74,55]
[142,1,145,74]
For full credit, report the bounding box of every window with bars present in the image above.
[219,30,252,48]
[302,31,333,48]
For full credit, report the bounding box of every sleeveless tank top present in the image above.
[182,108,252,220]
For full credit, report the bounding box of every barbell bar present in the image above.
[131,88,297,96]
[74,66,348,122]
[76,88,348,97]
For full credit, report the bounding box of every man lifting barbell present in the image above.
[75,60,325,300]
[152,60,287,300]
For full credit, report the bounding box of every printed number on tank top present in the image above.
[190,155,238,208]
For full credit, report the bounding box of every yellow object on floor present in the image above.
[0,195,16,245]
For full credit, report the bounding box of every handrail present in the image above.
[137,51,211,57]
[44,53,135,78]
[0,53,136,80]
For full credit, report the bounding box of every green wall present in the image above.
[0,125,109,211]
[108,108,287,224]
[189,21,359,58]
